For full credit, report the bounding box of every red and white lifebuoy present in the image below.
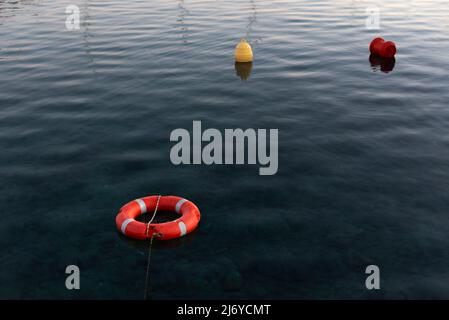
[116,195,200,240]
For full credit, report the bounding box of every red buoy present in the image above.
[369,37,396,58]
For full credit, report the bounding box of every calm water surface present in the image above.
[1,0,449,299]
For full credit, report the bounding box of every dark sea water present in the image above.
[1,0,449,299]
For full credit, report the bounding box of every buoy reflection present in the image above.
[235,62,253,80]
[369,54,395,73]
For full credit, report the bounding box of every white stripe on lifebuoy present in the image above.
[121,218,134,235]
[175,199,188,213]
[135,199,147,214]
[178,221,187,236]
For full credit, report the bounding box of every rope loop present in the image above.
[144,194,161,300]
[145,195,161,237]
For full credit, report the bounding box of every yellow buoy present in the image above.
[234,39,253,63]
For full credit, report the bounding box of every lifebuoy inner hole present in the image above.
[135,210,181,224]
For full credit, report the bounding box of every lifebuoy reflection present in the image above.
[118,210,197,250]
